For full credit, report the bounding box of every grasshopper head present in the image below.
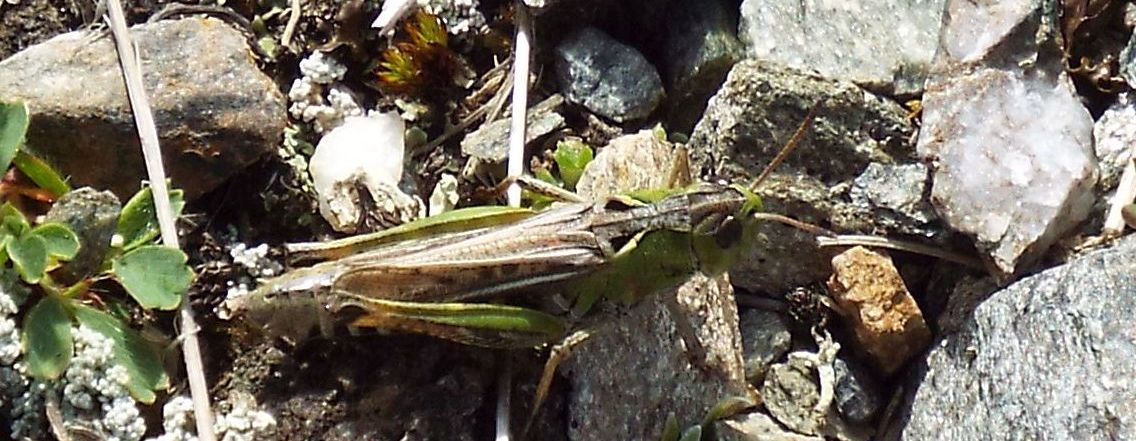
[689,183,763,275]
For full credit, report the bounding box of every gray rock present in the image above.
[554,27,665,122]
[661,0,742,132]
[849,163,938,237]
[738,0,946,96]
[918,69,1096,276]
[762,357,824,435]
[566,273,748,441]
[739,309,791,385]
[833,357,882,425]
[717,412,825,441]
[1092,93,1136,191]
[43,188,121,285]
[688,59,917,294]
[1121,28,1136,87]
[895,234,1136,441]
[0,18,286,201]
[460,95,565,163]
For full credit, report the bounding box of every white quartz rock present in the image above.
[309,112,421,232]
[918,68,1097,274]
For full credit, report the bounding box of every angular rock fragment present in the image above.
[739,0,946,95]
[895,234,1136,441]
[827,247,930,375]
[554,27,665,122]
[460,95,565,163]
[0,18,286,200]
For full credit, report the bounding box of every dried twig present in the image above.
[102,1,216,440]
[506,2,532,208]
[280,0,302,49]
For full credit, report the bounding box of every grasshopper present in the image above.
[219,106,818,435]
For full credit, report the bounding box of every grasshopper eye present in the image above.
[712,216,743,248]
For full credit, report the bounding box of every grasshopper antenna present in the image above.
[748,102,821,192]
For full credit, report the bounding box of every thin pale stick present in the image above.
[103,1,215,439]
[506,2,532,208]
[281,0,301,48]
[749,104,820,191]
[817,234,985,269]
[495,360,512,441]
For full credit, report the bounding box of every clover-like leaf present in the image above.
[32,222,80,261]
[553,139,593,191]
[73,304,169,404]
[22,295,73,380]
[110,245,193,310]
[116,186,185,252]
[0,101,28,173]
[8,232,47,284]
[0,203,28,237]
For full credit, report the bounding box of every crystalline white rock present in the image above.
[1092,93,1136,190]
[918,68,1097,274]
[310,112,420,232]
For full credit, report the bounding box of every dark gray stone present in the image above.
[43,188,121,285]
[0,18,286,201]
[833,357,883,425]
[895,234,1136,441]
[849,163,938,238]
[661,0,742,132]
[554,27,665,122]
[688,59,917,294]
[739,309,791,385]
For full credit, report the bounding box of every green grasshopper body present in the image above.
[221,182,762,349]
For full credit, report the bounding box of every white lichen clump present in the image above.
[228,243,282,278]
[288,52,362,133]
[0,270,42,439]
[62,326,147,441]
[150,394,277,441]
[421,0,486,37]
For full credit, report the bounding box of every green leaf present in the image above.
[73,305,169,404]
[660,414,681,441]
[0,203,28,236]
[22,295,73,380]
[12,150,70,197]
[0,101,29,172]
[110,245,193,310]
[31,222,80,260]
[678,425,702,441]
[8,233,47,284]
[553,139,593,191]
[116,186,185,252]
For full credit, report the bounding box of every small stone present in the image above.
[832,357,882,425]
[661,0,742,132]
[0,18,286,200]
[717,411,825,441]
[739,0,946,96]
[849,163,938,237]
[460,95,565,163]
[761,356,824,435]
[1092,93,1136,191]
[917,67,1097,275]
[935,0,1052,64]
[896,234,1136,441]
[43,188,121,285]
[827,247,931,375]
[739,309,791,385]
[554,27,665,122]
[575,128,676,200]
